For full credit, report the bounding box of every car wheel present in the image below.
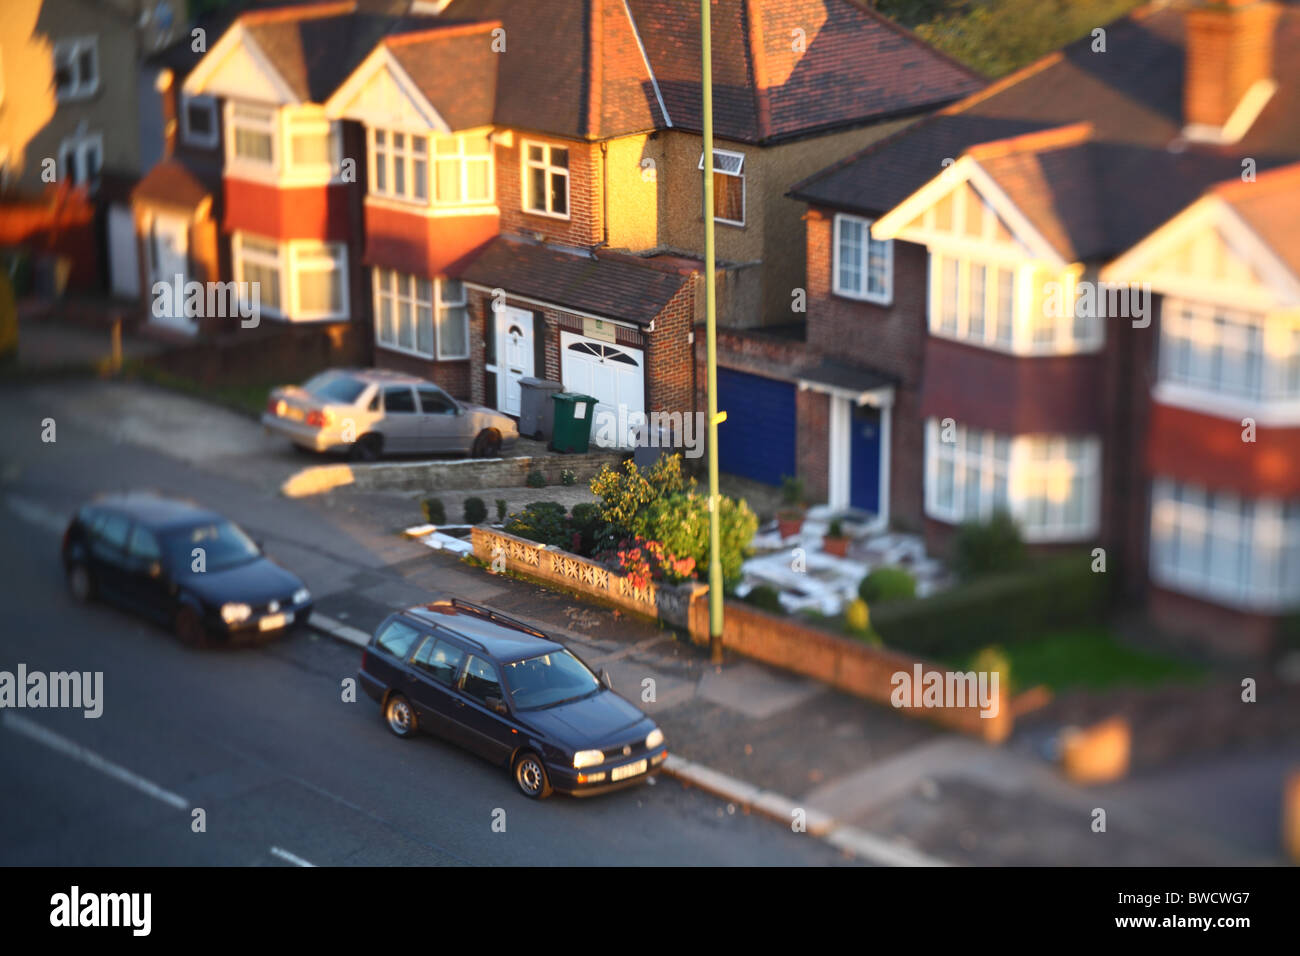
[174,604,209,648]
[66,562,94,603]
[350,434,383,462]
[513,750,552,799]
[471,429,501,459]
[384,693,417,738]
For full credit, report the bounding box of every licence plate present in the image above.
[610,759,647,782]
[259,612,290,631]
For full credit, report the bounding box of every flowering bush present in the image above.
[599,536,696,590]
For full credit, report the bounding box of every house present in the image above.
[146,0,979,445]
[779,0,1300,654]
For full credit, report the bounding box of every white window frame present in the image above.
[430,131,494,207]
[1150,478,1300,611]
[369,127,429,204]
[54,36,99,101]
[924,419,1102,542]
[226,101,276,174]
[181,93,219,149]
[698,148,746,227]
[372,268,469,360]
[58,131,103,191]
[832,213,893,305]
[232,233,349,322]
[284,111,340,181]
[521,140,570,219]
[224,102,341,185]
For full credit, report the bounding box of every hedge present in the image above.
[870,553,1113,659]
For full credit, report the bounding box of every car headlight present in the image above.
[221,602,252,624]
[573,749,605,769]
[645,728,664,750]
[293,587,311,605]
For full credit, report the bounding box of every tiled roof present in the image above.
[1215,162,1300,279]
[385,24,500,130]
[131,157,222,210]
[792,1,1300,260]
[456,237,696,325]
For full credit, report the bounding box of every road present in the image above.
[0,381,852,866]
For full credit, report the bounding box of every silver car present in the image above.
[263,368,519,461]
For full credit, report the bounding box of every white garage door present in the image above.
[560,330,645,449]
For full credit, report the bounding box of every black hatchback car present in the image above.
[358,600,668,798]
[62,492,312,645]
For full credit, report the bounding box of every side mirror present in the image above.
[485,695,508,715]
[600,669,613,690]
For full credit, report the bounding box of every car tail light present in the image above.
[360,649,368,669]
[305,409,333,428]
[267,397,288,417]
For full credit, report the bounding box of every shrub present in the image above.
[590,454,693,534]
[526,469,547,488]
[845,598,870,634]
[858,566,917,605]
[827,518,844,538]
[421,498,446,525]
[568,501,605,556]
[780,474,806,507]
[972,645,1013,690]
[870,553,1112,659]
[637,490,757,587]
[560,468,577,486]
[463,497,487,524]
[495,498,507,522]
[598,536,697,590]
[504,501,569,547]
[743,584,784,615]
[950,510,1028,581]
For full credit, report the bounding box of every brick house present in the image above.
[782,0,1300,654]
[136,0,978,447]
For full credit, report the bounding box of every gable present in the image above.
[183,24,295,105]
[326,47,448,131]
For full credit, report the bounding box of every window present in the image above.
[698,149,745,226]
[375,620,422,659]
[233,234,347,321]
[126,526,161,562]
[292,242,346,319]
[1159,299,1299,405]
[417,387,457,415]
[460,655,502,704]
[92,513,131,552]
[383,386,417,413]
[833,214,892,304]
[370,128,427,202]
[231,104,274,166]
[58,133,102,191]
[287,113,339,177]
[925,419,1100,541]
[54,37,98,101]
[234,235,282,316]
[523,141,569,217]
[1150,479,1300,610]
[181,94,218,148]
[433,132,492,204]
[412,636,466,685]
[930,253,1018,349]
[372,269,469,360]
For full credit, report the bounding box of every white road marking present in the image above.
[269,846,316,867]
[2,712,190,811]
[4,495,67,535]
[308,612,370,647]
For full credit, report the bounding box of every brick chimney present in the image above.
[1183,0,1281,135]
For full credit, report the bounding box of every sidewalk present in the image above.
[301,504,1288,865]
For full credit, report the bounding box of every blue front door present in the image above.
[849,405,881,514]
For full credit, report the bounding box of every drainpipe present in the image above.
[155,68,176,159]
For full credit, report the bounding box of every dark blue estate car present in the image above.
[62,492,312,646]
[358,600,668,798]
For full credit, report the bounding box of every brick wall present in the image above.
[374,345,472,400]
[497,134,603,248]
[646,277,698,415]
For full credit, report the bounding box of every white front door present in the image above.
[559,330,645,448]
[494,306,534,416]
[107,204,139,299]
[147,212,198,335]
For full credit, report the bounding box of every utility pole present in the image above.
[702,0,724,663]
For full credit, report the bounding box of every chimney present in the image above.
[155,68,177,158]
[1183,0,1281,136]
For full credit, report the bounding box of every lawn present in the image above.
[121,360,273,420]
[946,627,1206,694]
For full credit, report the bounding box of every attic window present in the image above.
[698,148,745,226]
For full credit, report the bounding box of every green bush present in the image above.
[504,501,569,547]
[971,645,1013,689]
[526,469,547,488]
[590,454,692,533]
[568,501,605,556]
[870,553,1112,659]
[495,498,507,522]
[950,510,1028,581]
[858,566,917,604]
[743,584,784,614]
[463,497,487,524]
[561,468,577,486]
[638,490,757,587]
[421,498,446,525]
[780,474,806,507]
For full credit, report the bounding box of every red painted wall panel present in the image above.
[363,203,498,277]
[223,177,353,241]
[1146,402,1300,497]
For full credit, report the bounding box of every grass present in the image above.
[120,360,273,420]
[946,627,1206,694]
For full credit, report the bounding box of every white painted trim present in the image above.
[462,283,643,331]
[183,23,298,104]
[1183,79,1278,145]
[832,213,893,306]
[828,396,849,511]
[364,195,499,218]
[699,147,746,227]
[621,0,671,127]
[521,139,572,220]
[877,404,892,532]
[324,45,451,131]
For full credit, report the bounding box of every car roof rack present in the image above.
[445,598,550,640]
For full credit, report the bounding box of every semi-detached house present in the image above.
[132,0,979,447]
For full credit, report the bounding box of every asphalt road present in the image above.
[0,382,852,866]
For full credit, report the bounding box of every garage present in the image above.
[716,367,796,486]
[559,331,645,448]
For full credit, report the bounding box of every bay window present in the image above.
[369,129,493,206]
[1159,299,1300,406]
[231,104,274,166]
[225,103,340,182]
[373,269,469,360]
[233,234,347,321]
[833,214,892,304]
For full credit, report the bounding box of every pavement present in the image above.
[3,377,1296,866]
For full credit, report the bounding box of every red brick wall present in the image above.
[1148,586,1279,658]
[374,344,472,400]
[496,134,602,248]
[646,278,698,415]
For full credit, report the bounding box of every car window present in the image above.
[303,372,367,405]
[93,513,131,551]
[375,620,422,660]
[384,387,417,414]
[504,650,602,710]
[417,387,457,415]
[127,525,161,561]
[161,520,259,574]
[460,655,502,704]
[412,636,466,685]
[367,389,381,411]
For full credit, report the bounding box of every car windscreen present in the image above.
[302,372,367,405]
[162,520,261,574]
[504,650,602,711]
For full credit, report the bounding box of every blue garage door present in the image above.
[716,368,796,486]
